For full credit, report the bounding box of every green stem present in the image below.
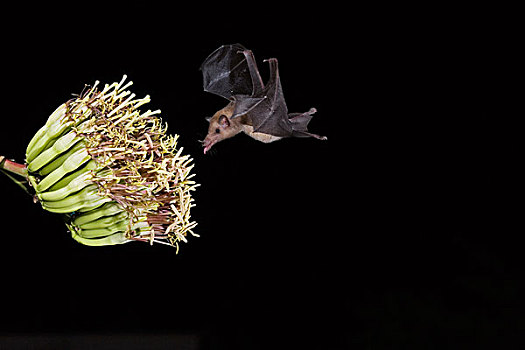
[0,156,28,177]
[0,155,31,195]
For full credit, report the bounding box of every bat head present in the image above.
[202,105,243,154]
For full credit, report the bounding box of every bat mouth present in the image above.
[202,138,216,154]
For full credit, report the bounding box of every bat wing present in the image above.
[200,44,254,99]
[247,58,293,137]
[230,95,266,119]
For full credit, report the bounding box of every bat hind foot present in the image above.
[311,133,328,141]
[293,131,328,140]
[289,108,326,140]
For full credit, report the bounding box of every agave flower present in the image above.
[0,76,198,250]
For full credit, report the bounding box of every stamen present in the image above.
[63,75,198,250]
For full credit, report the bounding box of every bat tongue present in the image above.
[203,140,215,154]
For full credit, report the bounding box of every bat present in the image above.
[200,43,327,154]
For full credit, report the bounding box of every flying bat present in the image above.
[200,43,327,154]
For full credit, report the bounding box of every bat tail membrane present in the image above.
[289,108,327,140]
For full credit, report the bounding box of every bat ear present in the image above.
[205,116,212,123]
[218,114,230,127]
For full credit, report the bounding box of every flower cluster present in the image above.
[25,76,198,250]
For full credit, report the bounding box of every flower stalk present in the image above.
[0,156,31,194]
[0,156,28,177]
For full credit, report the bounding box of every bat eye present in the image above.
[215,128,220,134]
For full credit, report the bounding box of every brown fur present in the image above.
[202,103,282,153]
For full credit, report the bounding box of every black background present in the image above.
[0,3,518,349]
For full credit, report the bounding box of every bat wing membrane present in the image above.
[231,95,266,119]
[248,58,293,137]
[200,44,253,99]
